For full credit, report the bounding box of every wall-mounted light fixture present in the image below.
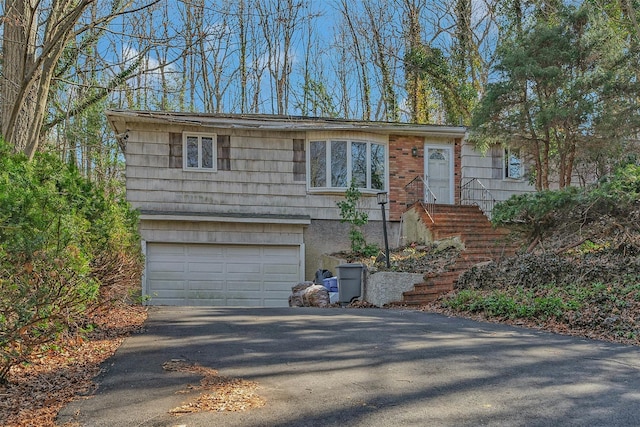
[411,146,418,157]
[377,192,391,268]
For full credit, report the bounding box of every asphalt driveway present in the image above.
[58,307,640,426]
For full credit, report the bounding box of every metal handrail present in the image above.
[461,178,496,219]
[404,175,437,223]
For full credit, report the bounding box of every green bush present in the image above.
[492,162,640,228]
[0,141,142,383]
[0,249,98,381]
[588,164,640,211]
[446,282,577,318]
[491,187,579,228]
[444,162,640,342]
[491,162,640,251]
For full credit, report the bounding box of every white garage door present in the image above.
[145,243,301,306]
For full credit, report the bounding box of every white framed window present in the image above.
[308,139,386,191]
[183,132,216,171]
[505,148,523,179]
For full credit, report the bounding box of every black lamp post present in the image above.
[377,192,391,268]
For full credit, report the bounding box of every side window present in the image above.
[505,148,523,179]
[184,133,216,171]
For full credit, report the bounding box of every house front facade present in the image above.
[108,110,534,307]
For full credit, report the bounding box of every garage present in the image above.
[145,243,302,306]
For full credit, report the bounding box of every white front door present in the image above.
[425,145,454,204]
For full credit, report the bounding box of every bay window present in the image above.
[309,139,386,191]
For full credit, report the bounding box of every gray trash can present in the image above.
[337,263,364,303]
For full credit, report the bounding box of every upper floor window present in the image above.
[184,133,216,170]
[505,148,523,179]
[309,139,386,191]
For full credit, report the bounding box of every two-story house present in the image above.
[108,110,534,306]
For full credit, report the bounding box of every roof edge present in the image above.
[105,110,467,138]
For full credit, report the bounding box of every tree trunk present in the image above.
[364,2,397,122]
[402,0,429,124]
[238,0,248,113]
[542,137,550,190]
[564,139,576,188]
[1,0,38,154]
[533,140,543,191]
[2,0,94,159]
[558,140,567,189]
[339,0,371,120]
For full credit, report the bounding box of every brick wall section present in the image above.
[388,135,463,222]
[388,135,424,221]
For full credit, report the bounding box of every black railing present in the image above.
[405,175,437,223]
[461,178,496,219]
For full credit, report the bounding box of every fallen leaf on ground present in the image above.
[164,360,266,414]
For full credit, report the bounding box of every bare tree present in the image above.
[236,0,249,113]
[254,0,313,115]
[238,0,270,113]
[1,0,157,159]
[331,25,357,119]
[0,0,513,160]
[203,2,236,113]
[296,17,337,117]
[335,0,372,120]
[362,0,400,121]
